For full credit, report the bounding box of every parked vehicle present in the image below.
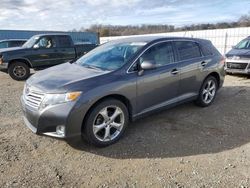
[225,36,250,75]
[0,34,97,80]
[21,36,225,147]
[0,39,27,49]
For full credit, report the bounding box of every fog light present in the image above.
[56,125,65,137]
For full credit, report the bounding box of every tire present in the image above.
[82,99,129,147]
[8,62,30,81]
[195,76,218,107]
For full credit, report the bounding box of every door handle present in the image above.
[171,68,179,75]
[201,61,208,67]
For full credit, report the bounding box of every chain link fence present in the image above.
[101,27,250,54]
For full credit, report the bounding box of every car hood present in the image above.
[226,48,250,57]
[0,47,24,53]
[27,63,109,93]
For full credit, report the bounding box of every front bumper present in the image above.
[21,95,84,139]
[225,58,250,74]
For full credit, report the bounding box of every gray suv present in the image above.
[21,37,225,147]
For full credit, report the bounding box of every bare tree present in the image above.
[77,13,250,36]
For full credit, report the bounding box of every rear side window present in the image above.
[9,41,24,47]
[200,42,214,56]
[140,42,175,67]
[57,36,72,47]
[174,41,201,61]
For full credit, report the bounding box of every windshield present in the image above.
[235,38,250,49]
[22,36,39,48]
[75,41,146,71]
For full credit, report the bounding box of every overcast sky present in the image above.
[0,0,249,31]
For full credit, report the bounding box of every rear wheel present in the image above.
[82,99,129,147]
[195,76,218,107]
[8,62,30,81]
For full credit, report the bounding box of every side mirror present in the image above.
[141,60,156,70]
[138,60,156,76]
[33,44,39,49]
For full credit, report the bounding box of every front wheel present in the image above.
[195,76,218,107]
[82,99,129,147]
[8,62,30,81]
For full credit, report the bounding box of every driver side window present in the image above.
[35,37,56,48]
[140,42,175,67]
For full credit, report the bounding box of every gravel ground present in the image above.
[0,72,250,188]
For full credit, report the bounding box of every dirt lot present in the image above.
[0,72,250,188]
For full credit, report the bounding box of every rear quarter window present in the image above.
[57,36,72,47]
[200,41,216,56]
[174,41,202,61]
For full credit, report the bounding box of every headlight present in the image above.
[40,91,82,109]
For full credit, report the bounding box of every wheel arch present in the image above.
[8,58,32,68]
[81,94,133,131]
[205,72,220,87]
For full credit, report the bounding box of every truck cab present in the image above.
[0,34,97,80]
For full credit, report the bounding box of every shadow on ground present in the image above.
[68,84,250,159]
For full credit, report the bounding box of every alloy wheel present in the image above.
[93,106,125,142]
[202,79,216,104]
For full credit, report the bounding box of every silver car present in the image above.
[225,36,250,75]
[21,36,225,147]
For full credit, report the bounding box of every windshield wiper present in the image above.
[84,65,105,71]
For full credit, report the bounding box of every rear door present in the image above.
[173,40,204,98]
[135,41,180,115]
[55,35,76,64]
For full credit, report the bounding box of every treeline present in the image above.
[74,13,250,37]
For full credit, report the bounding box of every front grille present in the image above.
[227,62,248,70]
[24,87,44,109]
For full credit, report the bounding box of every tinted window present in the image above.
[9,41,25,47]
[200,42,216,56]
[0,42,8,48]
[175,41,201,60]
[140,42,175,67]
[57,36,72,47]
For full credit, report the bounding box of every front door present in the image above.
[29,36,60,68]
[136,41,180,115]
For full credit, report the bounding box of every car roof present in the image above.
[33,33,70,37]
[108,36,210,44]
